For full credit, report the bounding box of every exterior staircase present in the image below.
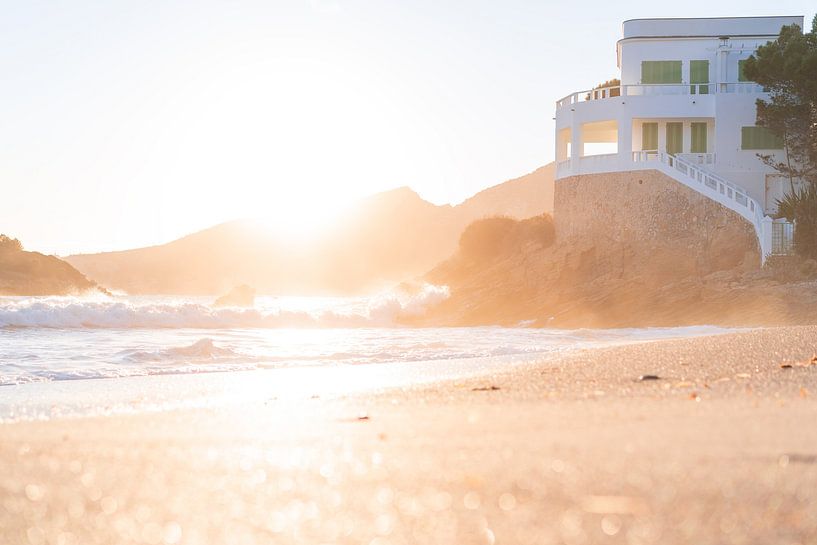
[632,151,773,263]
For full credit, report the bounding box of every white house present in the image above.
[554,16,804,261]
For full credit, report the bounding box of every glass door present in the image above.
[691,123,707,153]
[666,122,683,155]
[690,60,709,94]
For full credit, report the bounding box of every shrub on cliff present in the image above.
[0,234,103,295]
[459,214,555,263]
[777,185,817,259]
[585,78,621,100]
[0,234,23,254]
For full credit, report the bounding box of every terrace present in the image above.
[556,82,765,110]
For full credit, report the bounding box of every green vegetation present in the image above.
[744,17,817,258]
[586,79,620,100]
[777,185,817,260]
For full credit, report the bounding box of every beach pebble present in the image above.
[638,375,661,381]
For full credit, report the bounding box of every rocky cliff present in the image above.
[419,170,817,328]
[0,235,102,296]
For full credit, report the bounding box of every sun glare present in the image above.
[254,196,351,240]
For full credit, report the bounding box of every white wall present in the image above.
[619,37,776,86]
[554,16,802,212]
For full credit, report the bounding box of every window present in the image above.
[691,123,707,153]
[741,126,783,150]
[641,61,682,84]
[738,59,751,82]
[690,60,709,94]
[641,123,658,151]
[666,123,683,155]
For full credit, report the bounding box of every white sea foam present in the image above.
[0,291,739,397]
[0,284,450,329]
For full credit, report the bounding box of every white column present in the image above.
[570,122,583,172]
[760,216,773,264]
[657,121,666,154]
[617,116,632,166]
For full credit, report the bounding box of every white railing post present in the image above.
[761,216,774,264]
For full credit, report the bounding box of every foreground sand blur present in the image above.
[2,327,817,544]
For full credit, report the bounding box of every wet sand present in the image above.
[2,326,817,544]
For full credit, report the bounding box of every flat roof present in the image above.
[622,16,804,40]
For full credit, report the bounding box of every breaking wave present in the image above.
[116,338,244,363]
[0,284,450,329]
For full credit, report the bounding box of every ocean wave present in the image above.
[116,338,244,363]
[0,338,258,386]
[0,284,450,329]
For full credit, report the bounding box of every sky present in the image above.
[2,1,814,255]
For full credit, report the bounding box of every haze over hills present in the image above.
[66,164,554,295]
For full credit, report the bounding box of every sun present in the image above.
[253,193,350,241]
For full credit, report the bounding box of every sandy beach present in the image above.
[2,326,817,545]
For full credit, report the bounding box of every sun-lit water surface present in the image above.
[0,293,739,420]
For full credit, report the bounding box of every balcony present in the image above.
[556,83,765,110]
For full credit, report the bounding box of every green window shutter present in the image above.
[666,122,683,155]
[738,60,750,82]
[741,126,783,150]
[641,61,682,84]
[691,122,707,153]
[642,123,658,151]
[690,60,709,94]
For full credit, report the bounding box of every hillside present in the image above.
[459,163,554,220]
[0,235,102,296]
[417,170,817,328]
[66,164,554,295]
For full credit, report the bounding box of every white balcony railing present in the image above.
[676,153,716,166]
[556,82,765,109]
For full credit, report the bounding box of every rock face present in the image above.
[0,236,101,296]
[554,170,759,277]
[420,171,817,328]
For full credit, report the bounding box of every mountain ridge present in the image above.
[66,163,554,295]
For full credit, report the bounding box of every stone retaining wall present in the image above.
[554,170,760,275]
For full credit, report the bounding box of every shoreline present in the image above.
[0,324,736,422]
[2,326,817,544]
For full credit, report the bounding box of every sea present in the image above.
[0,287,734,421]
